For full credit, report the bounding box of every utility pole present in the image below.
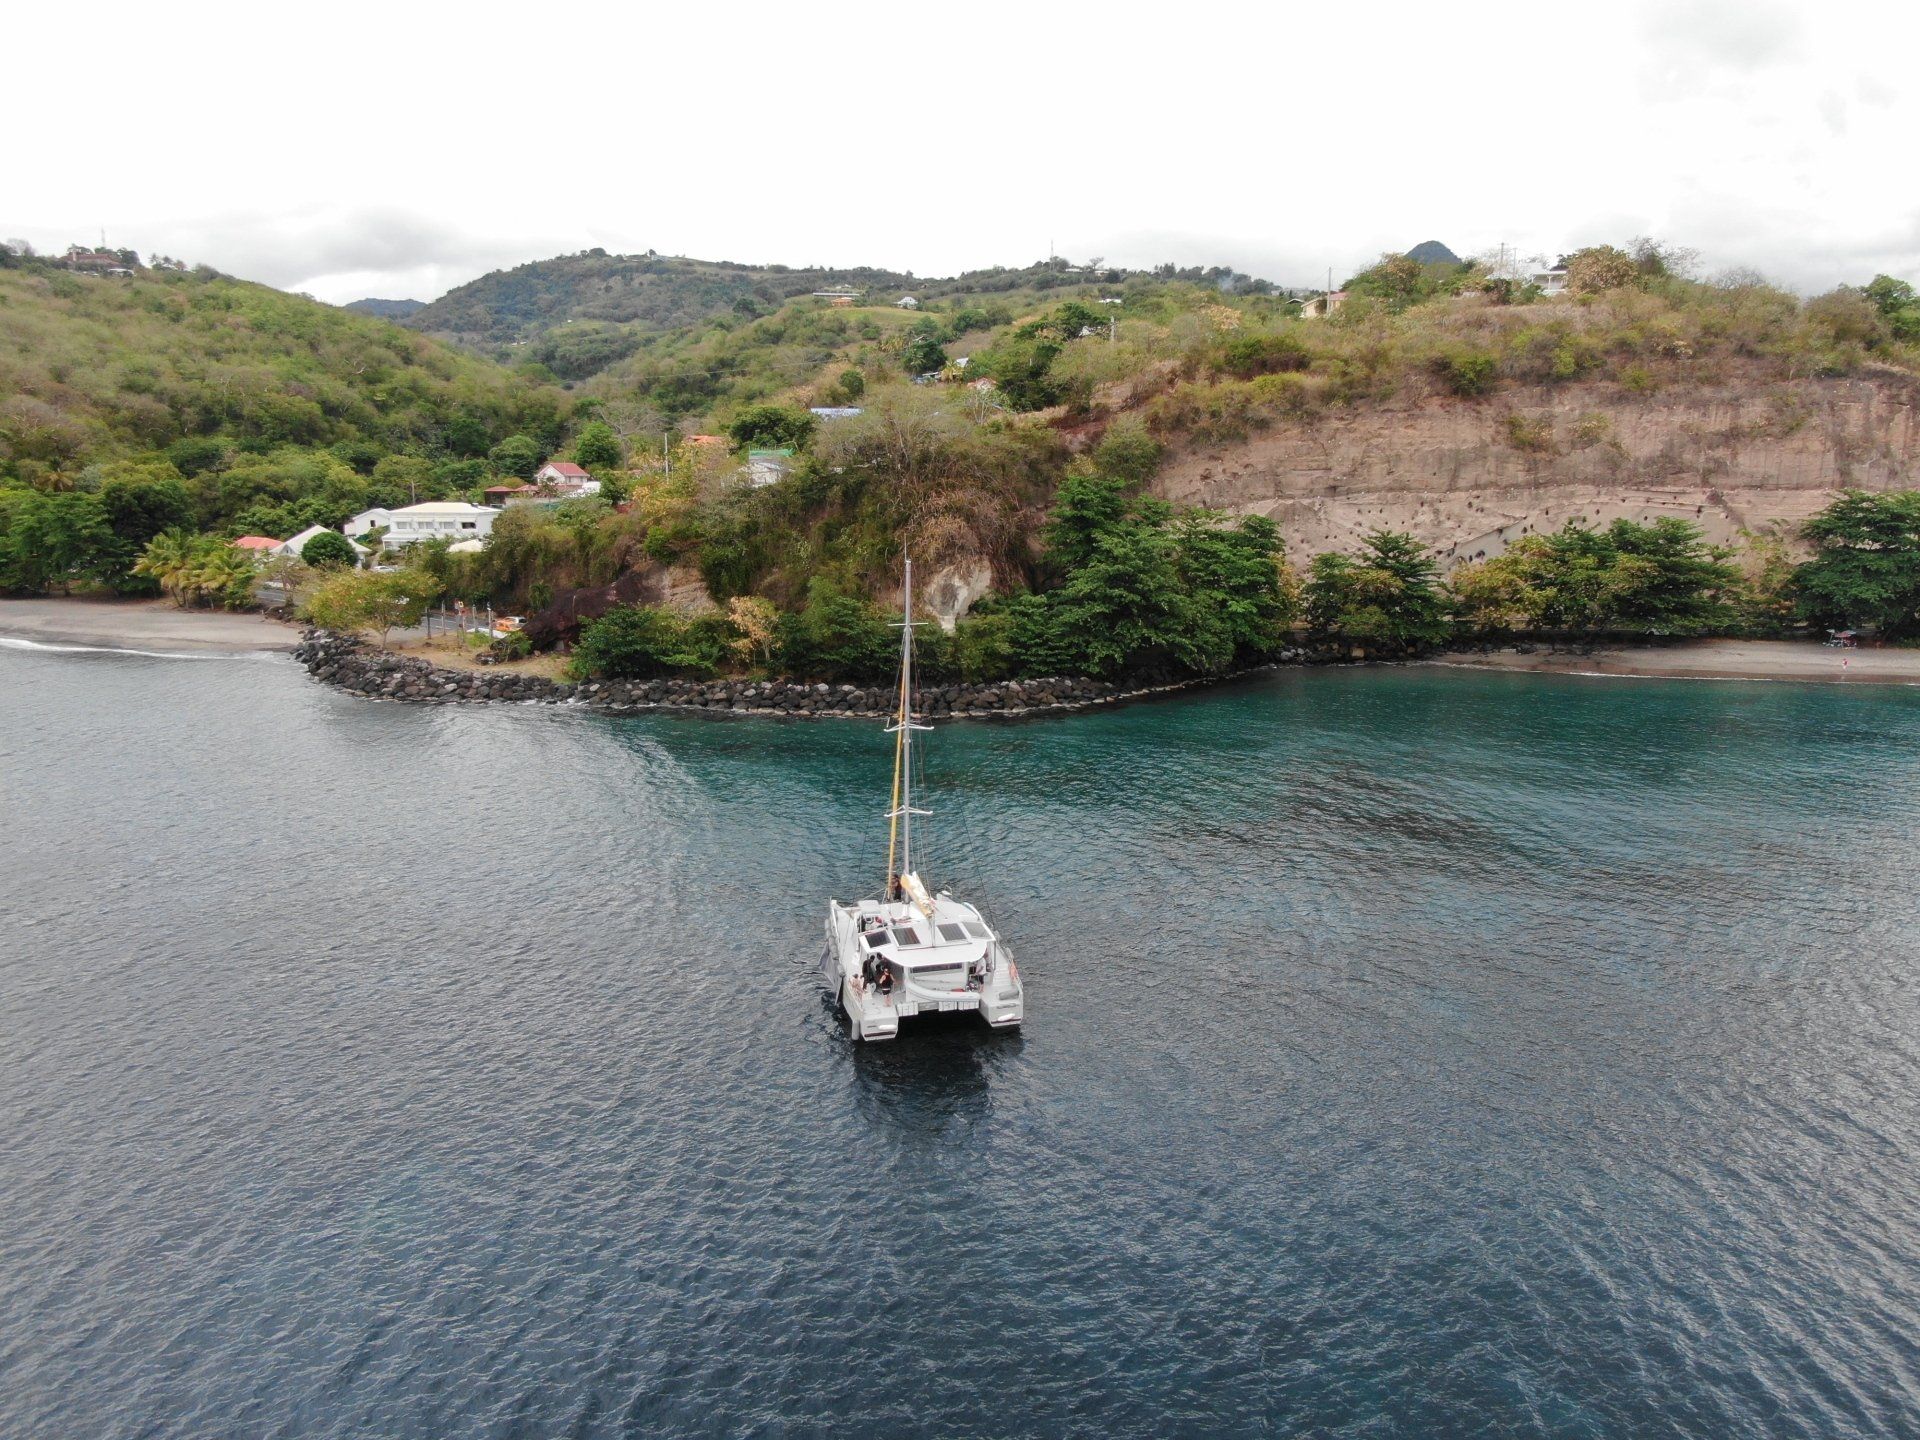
[663,432,671,477]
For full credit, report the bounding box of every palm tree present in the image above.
[133,530,201,607]
[187,542,260,609]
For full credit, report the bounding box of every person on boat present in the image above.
[887,873,904,902]
[874,959,894,995]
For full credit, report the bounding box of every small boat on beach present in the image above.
[821,558,1025,1041]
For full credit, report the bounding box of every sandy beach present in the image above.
[0,597,303,654]
[1426,638,1920,686]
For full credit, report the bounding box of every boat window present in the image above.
[862,932,889,950]
[912,964,965,988]
[937,923,969,943]
[963,922,992,940]
[890,926,923,948]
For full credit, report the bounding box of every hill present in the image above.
[404,251,1278,379]
[344,297,426,319]
[1405,240,1462,265]
[0,258,575,550]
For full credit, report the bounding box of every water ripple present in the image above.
[3,654,1919,1437]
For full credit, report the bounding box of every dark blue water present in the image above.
[4,645,1919,1439]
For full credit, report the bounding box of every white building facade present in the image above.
[345,502,500,547]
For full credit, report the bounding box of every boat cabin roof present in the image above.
[852,894,995,956]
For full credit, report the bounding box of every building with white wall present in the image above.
[345,502,500,547]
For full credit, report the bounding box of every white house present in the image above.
[534,461,601,496]
[275,525,369,561]
[897,295,919,309]
[345,502,500,547]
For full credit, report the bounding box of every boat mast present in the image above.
[884,556,930,895]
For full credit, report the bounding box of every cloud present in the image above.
[1640,0,1805,72]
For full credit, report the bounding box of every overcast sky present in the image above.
[9,0,1917,305]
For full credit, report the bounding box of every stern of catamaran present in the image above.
[825,884,1023,1039]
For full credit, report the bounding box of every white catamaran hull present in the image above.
[824,894,1023,1043]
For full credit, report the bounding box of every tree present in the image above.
[901,333,949,375]
[1446,556,1539,635]
[726,405,817,451]
[1043,474,1143,573]
[1795,489,1920,637]
[98,475,195,593]
[1170,511,1291,670]
[726,595,780,668]
[573,421,622,470]
[1596,518,1739,634]
[1050,525,1193,677]
[775,581,894,681]
[132,530,204,606]
[1565,245,1639,295]
[571,606,714,679]
[300,530,359,569]
[259,554,312,614]
[0,491,112,594]
[304,570,440,643]
[1305,531,1449,653]
[132,531,259,609]
[1861,275,1920,345]
[489,434,542,479]
[188,542,262,610]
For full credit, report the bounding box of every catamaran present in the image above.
[822,558,1025,1042]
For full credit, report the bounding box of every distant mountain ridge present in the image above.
[401,251,1279,379]
[344,297,426,319]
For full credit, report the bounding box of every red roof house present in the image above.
[231,535,281,552]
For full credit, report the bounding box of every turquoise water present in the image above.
[3,649,1919,1437]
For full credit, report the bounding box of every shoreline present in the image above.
[0,596,302,655]
[1424,638,1920,687]
[7,598,1917,698]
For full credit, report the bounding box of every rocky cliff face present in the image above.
[1153,364,1920,565]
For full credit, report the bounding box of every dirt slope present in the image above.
[1152,363,1920,564]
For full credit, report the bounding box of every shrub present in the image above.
[774,581,895,681]
[1504,413,1555,453]
[1090,417,1163,485]
[570,606,716,679]
[300,529,358,569]
[726,404,817,451]
[1566,245,1639,295]
[490,629,533,661]
[1218,331,1310,379]
[1435,349,1498,397]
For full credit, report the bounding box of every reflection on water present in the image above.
[4,650,1920,1438]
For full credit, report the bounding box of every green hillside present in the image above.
[406,251,1277,380]
[344,297,426,319]
[0,256,578,590]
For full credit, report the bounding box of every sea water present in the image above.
[3,648,1917,1438]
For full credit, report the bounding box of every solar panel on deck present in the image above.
[937,923,969,942]
[891,927,922,947]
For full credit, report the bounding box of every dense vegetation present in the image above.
[0,255,576,591]
[405,250,1275,374]
[10,236,1920,681]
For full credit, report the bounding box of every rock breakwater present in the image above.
[293,631,1303,720]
